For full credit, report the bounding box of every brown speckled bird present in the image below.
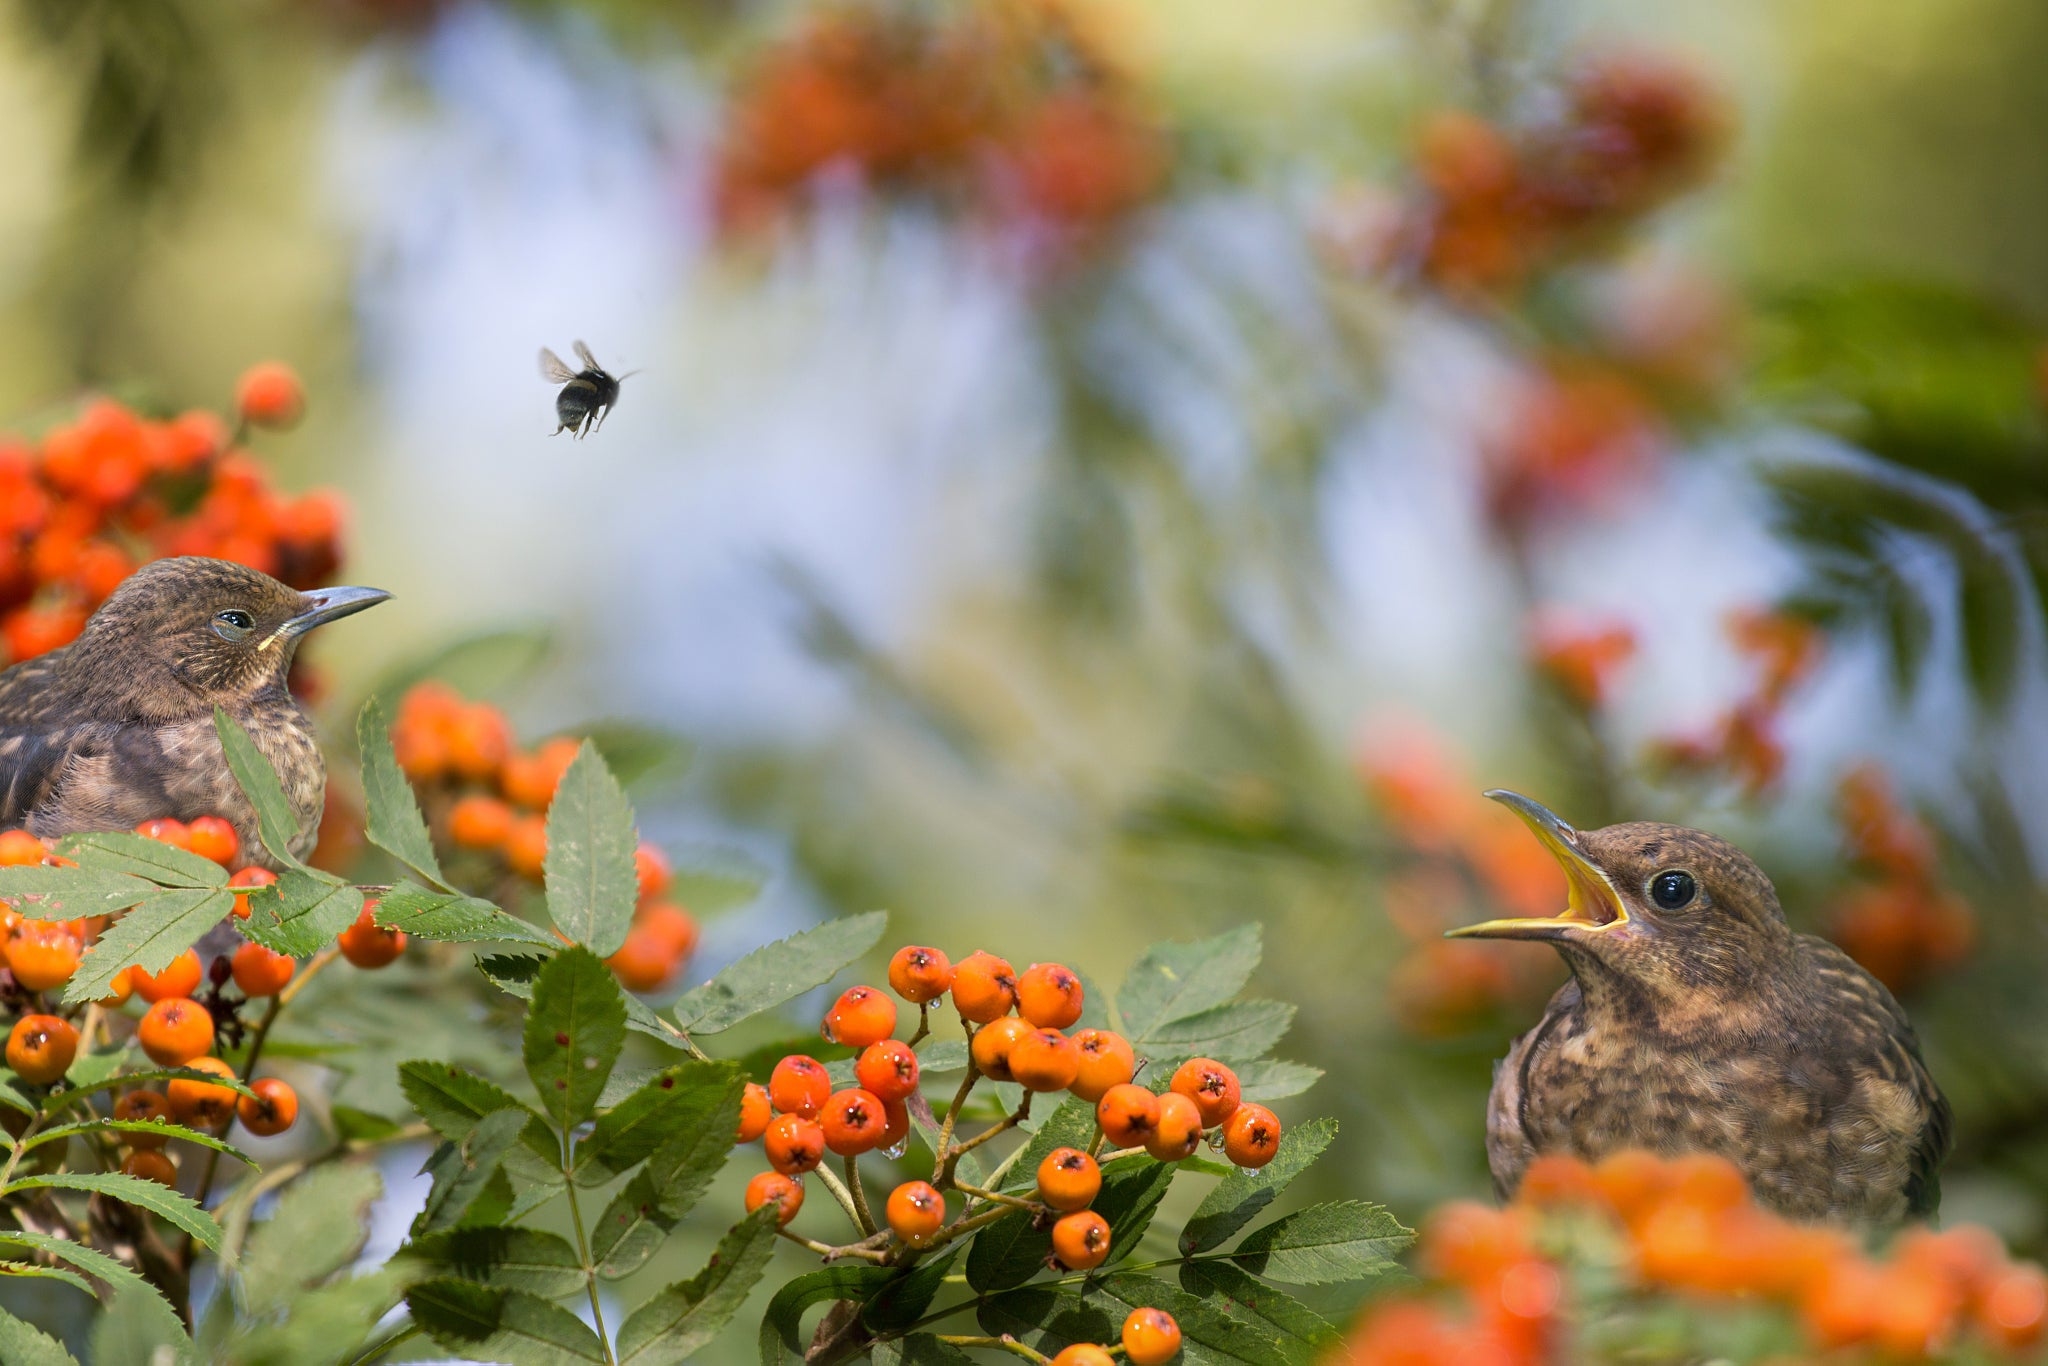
[1449,791,1951,1226]
[0,557,388,869]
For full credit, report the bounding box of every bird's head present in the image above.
[1446,791,1791,1001]
[70,558,390,714]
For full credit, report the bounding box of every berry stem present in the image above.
[944,1094,1032,1166]
[843,1154,878,1237]
[978,1137,1031,1191]
[276,945,341,1007]
[561,1157,619,1364]
[933,1027,981,1158]
[914,1203,1015,1252]
[779,1227,889,1262]
[905,1002,931,1048]
[813,1160,867,1231]
[934,1334,1052,1364]
[950,1181,1041,1214]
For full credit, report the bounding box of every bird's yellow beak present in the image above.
[1444,791,1630,942]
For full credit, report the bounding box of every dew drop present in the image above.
[883,1139,909,1160]
[820,1020,839,1044]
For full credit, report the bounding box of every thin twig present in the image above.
[944,1095,1031,1166]
[779,1227,888,1262]
[843,1155,877,1237]
[813,1162,865,1232]
[935,1334,1051,1364]
[951,1181,1040,1214]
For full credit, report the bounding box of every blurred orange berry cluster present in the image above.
[1355,721,1564,1036]
[1825,764,1975,994]
[390,682,699,994]
[1346,1150,2046,1364]
[1649,608,1824,798]
[0,363,341,667]
[1529,611,1638,711]
[1482,356,1663,533]
[713,0,1165,250]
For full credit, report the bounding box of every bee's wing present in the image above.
[539,348,577,383]
[572,340,601,371]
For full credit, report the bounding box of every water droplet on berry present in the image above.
[820,1020,839,1044]
[884,1139,909,1160]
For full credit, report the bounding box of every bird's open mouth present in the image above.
[1444,791,1630,942]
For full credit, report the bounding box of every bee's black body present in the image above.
[540,341,628,438]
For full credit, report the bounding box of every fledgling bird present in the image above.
[1449,791,1951,1226]
[0,557,389,870]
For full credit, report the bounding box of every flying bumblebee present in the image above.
[539,341,631,437]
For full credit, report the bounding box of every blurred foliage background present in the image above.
[3,0,2048,1358]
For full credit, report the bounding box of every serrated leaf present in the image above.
[11,1172,223,1250]
[407,1279,607,1364]
[576,1061,743,1188]
[871,1337,978,1366]
[357,697,447,885]
[543,742,639,956]
[415,1109,530,1236]
[240,1163,383,1317]
[0,866,155,919]
[859,1251,959,1334]
[1118,924,1262,1043]
[616,1208,778,1364]
[1094,1155,1178,1265]
[1087,1272,1289,1365]
[397,1060,560,1183]
[375,881,557,947]
[963,1206,1050,1294]
[673,910,887,1035]
[641,1072,746,1219]
[1235,1059,1322,1103]
[214,707,312,867]
[42,1065,255,1114]
[999,1096,1097,1192]
[758,1265,899,1366]
[0,1230,189,1352]
[480,953,686,1050]
[974,1287,1112,1357]
[590,1168,671,1279]
[406,1226,585,1298]
[1178,1260,1338,1365]
[522,947,628,1130]
[0,1307,81,1366]
[237,869,362,959]
[54,831,226,887]
[1142,1000,1294,1064]
[0,1075,33,1116]
[1,1261,96,1299]
[1181,1116,1336,1254]
[63,887,234,1004]
[23,1118,255,1166]
[1230,1201,1412,1284]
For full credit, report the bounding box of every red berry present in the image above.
[768,1055,832,1119]
[1169,1057,1241,1127]
[1145,1091,1204,1162]
[764,1113,825,1175]
[888,945,954,1004]
[1069,1029,1136,1102]
[855,1040,920,1101]
[736,1082,773,1143]
[1015,962,1084,1029]
[969,1016,1033,1083]
[1007,1028,1080,1093]
[886,1180,946,1247]
[820,1088,888,1156]
[1096,1083,1160,1149]
[1036,1147,1101,1212]
[1122,1308,1182,1366]
[1051,1210,1112,1270]
[951,950,1017,1023]
[1222,1103,1281,1168]
[745,1170,805,1226]
[823,985,897,1048]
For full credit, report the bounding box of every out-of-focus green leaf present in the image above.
[0,1230,188,1355]
[406,1279,607,1364]
[673,910,887,1035]
[357,697,447,886]
[226,1267,410,1366]
[238,871,361,959]
[576,719,695,790]
[1181,1116,1336,1253]
[240,1163,383,1317]
[614,1208,778,1364]
[1118,924,1263,1042]
[23,1117,253,1166]
[543,742,639,956]
[366,627,554,714]
[0,1306,81,1366]
[414,1109,529,1236]
[1230,1200,1412,1284]
[522,947,628,1130]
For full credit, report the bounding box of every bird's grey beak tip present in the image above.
[287,585,392,635]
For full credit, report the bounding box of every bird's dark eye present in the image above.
[212,610,255,641]
[1649,870,1696,910]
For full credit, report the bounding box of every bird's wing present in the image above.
[0,658,79,828]
[1801,934,1954,1218]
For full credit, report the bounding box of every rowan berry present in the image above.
[820,1088,888,1156]
[6,922,81,991]
[969,1016,1033,1083]
[114,1090,174,1147]
[1008,1028,1081,1093]
[823,985,896,1048]
[1069,1029,1136,1102]
[879,1097,910,1151]
[184,816,240,867]
[122,1149,179,1186]
[230,943,295,998]
[1095,1083,1160,1148]
[634,843,672,900]
[1222,1103,1281,1168]
[768,1055,832,1119]
[6,1014,77,1085]
[337,904,405,968]
[887,945,953,1004]
[1170,1057,1241,1127]
[637,903,699,959]
[745,1170,805,1225]
[1980,1262,2048,1349]
[606,925,679,993]
[1036,1148,1101,1212]
[134,818,192,850]
[0,830,46,866]
[886,1180,946,1247]
[1051,1210,1112,1271]
[446,706,511,781]
[950,950,1017,1023]
[229,866,278,919]
[504,815,549,879]
[167,1057,239,1128]
[1146,1091,1204,1162]
[97,966,134,1007]
[1016,962,1084,1029]
[502,737,581,809]
[132,949,204,1004]
[855,1039,920,1101]
[138,998,215,1066]
[1049,1349,1115,1366]
[764,1113,825,1175]
[1122,1308,1182,1366]
[448,794,514,850]
[736,1082,773,1143]
[236,362,306,429]
[233,1077,299,1137]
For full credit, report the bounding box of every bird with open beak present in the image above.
[1450,790,1951,1226]
[0,557,389,869]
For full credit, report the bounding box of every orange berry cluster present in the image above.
[1482,357,1663,534]
[1528,611,1639,712]
[1648,607,1823,799]
[388,681,699,993]
[1347,1150,2047,1364]
[1046,1309,1182,1366]
[1825,764,1975,994]
[0,365,342,666]
[712,0,1164,250]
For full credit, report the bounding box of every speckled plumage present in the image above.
[0,557,386,870]
[1462,805,1950,1227]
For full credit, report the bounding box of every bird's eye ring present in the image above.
[1649,869,1696,910]
[212,610,255,641]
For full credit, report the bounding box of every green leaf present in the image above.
[63,887,235,1004]
[973,1288,1111,1358]
[522,946,628,1130]
[1177,1261,1339,1365]
[673,910,887,1035]
[0,1230,188,1352]
[1094,1155,1178,1265]
[615,1208,779,1364]
[237,871,362,959]
[54,831,226,888]
[1235,1059,1322,1103]
[368,627,553,711]
[1087,1272,1289,1365]
[0,1261,96,1299]
[641,1074,746,1219]
[0,866,155,919]
[1142,1000,1294,1064]
[480,952,686,1050]
[214,706,311,867]
[998,1097,1097,1193]
[23,1118,255,1166]
[414,1109,530,1236]
[543,742,639,956]
[240,1163,384,1317]
[41,1064,255,1114]
[332,1105,404,1142]
[1181,1116,1337,1254]
[406,1226,585,1298]
[963,1206,1050,1294]
[407,1279,608,1364]
[758,1265,899,1366]
[859,1251,959,1334]
[0,1308,81,1366]
[589,1168,672,1280]
[1118,924,1262,1043]
[10,1172,224,1251]
[1230,1201,1413,1284]
[357,697,447,885]
[375,881,557,948]
[871,1337,979,1366]
[577,719,696,790]
[397,1060,560,1183]
[89,1276,198,1366]
[576,1061,744,1188]
[226,1267,409,1366]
